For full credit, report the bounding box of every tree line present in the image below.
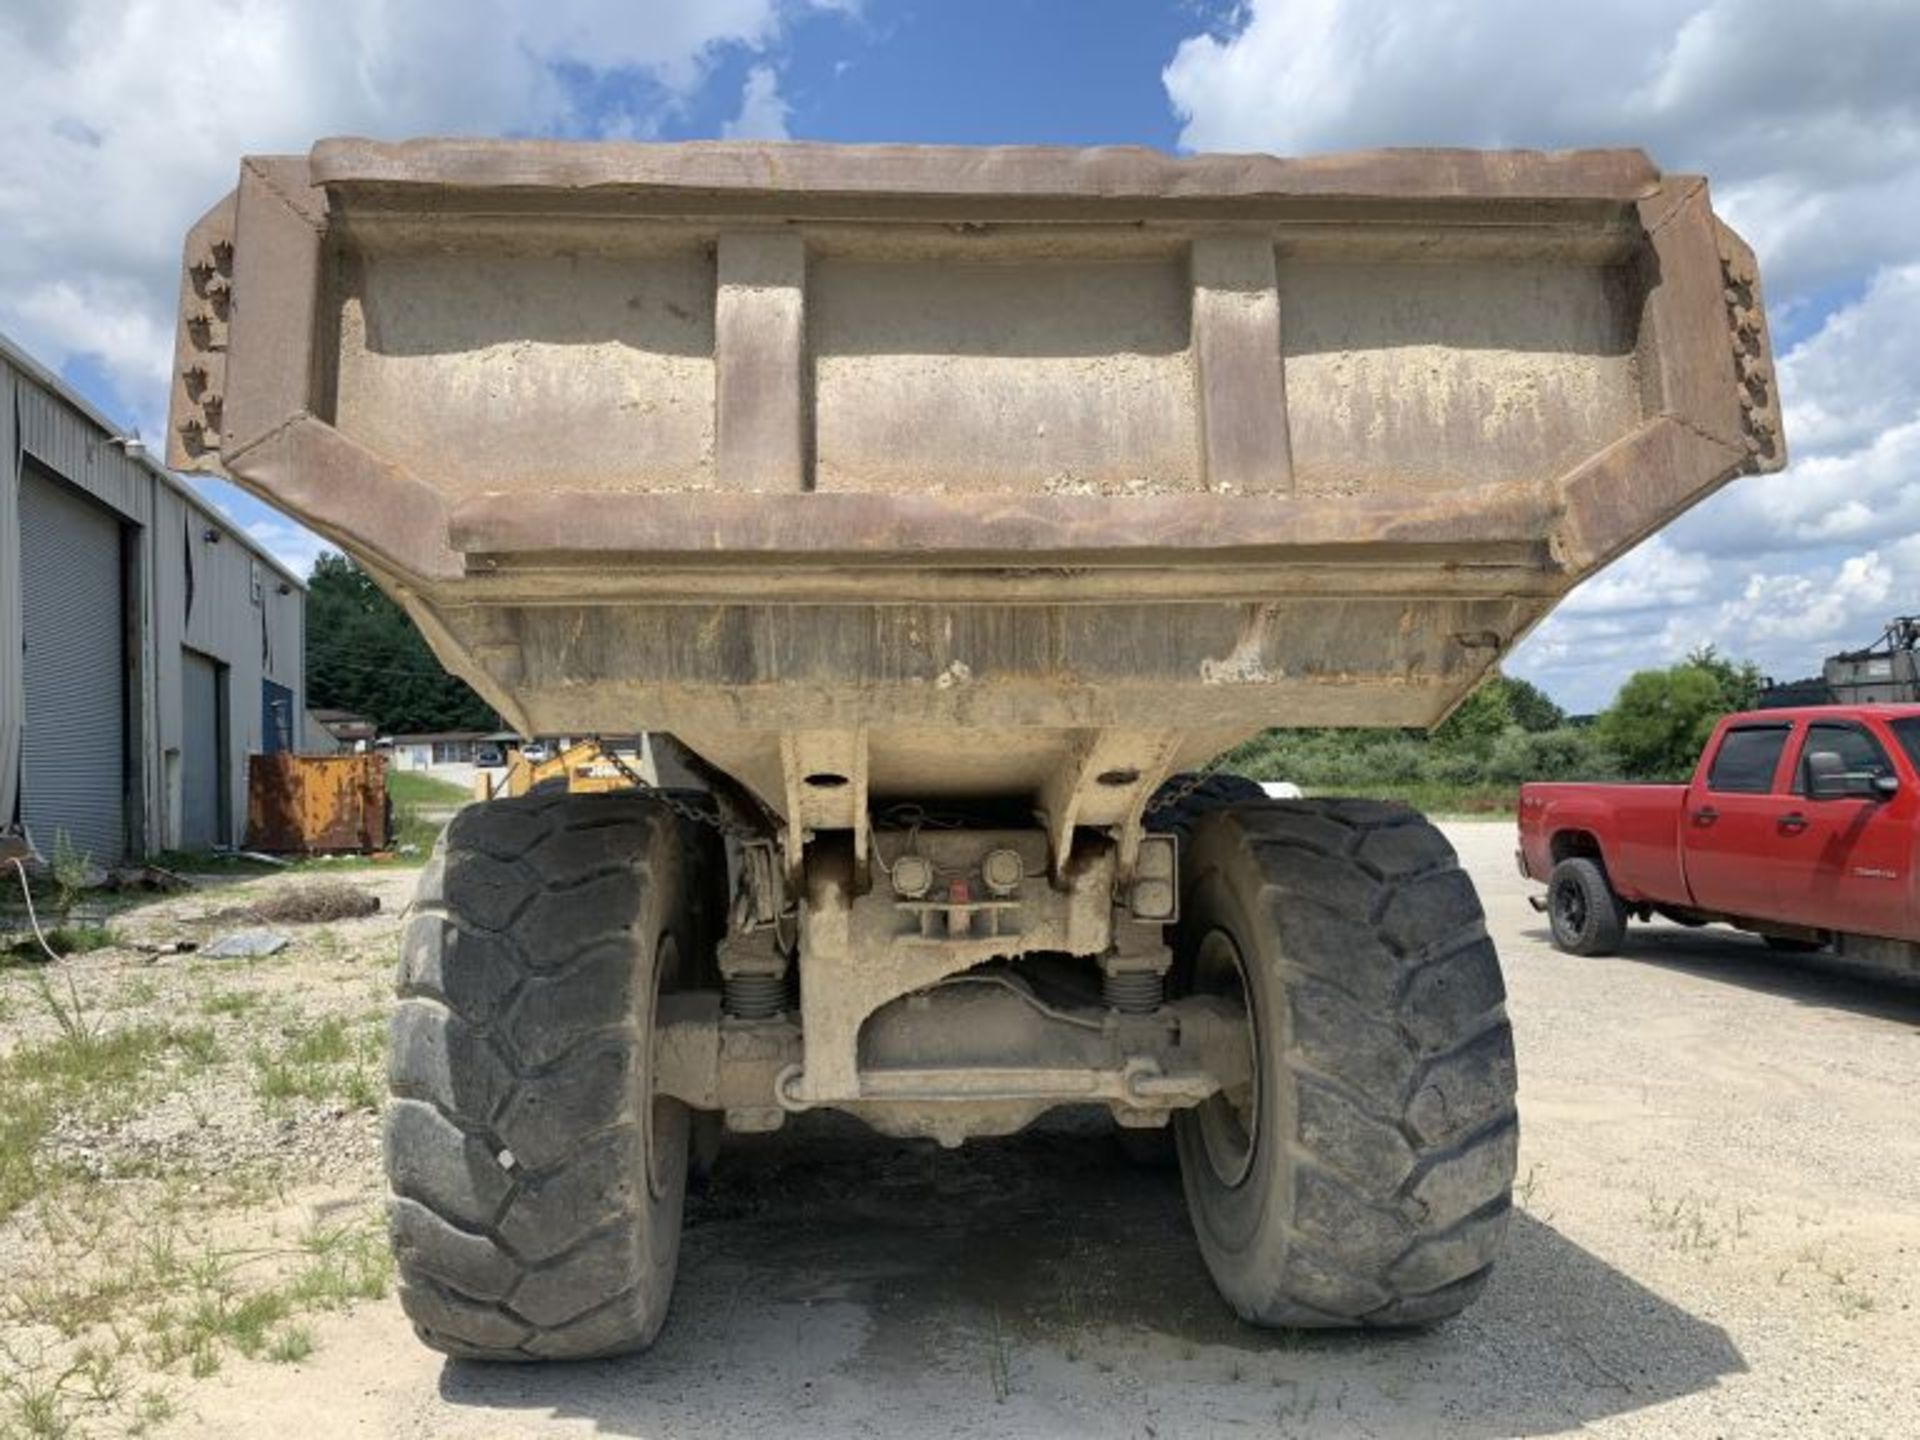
[305,554,499,735]
[1227,648,1766,803]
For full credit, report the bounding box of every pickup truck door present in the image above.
[1778,719,1916,941]
[1680,721,1799,923]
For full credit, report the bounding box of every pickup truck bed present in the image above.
[1520,706,1920,972]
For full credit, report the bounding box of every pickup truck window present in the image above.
[1792,722,1894,794]
[1894,718,1920,771]
[1705,724,1791,794]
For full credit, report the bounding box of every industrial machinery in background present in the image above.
[474,737,659,801]
[1761,617,1920,708]
[171,139,1782,1362]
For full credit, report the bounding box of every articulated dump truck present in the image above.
[170,141,1781,1359]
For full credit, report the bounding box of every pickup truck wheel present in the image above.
[1762,935,1827,955]
[1546,857,1627,957]
[386,793,708,1361]
[1173,800,1518,1327]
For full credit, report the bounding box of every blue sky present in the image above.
[3,0,1916,712]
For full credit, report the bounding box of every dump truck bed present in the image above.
[169,141,1780,820]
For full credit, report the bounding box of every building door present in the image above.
[261,679,295,754]
[19,466,128,863]
[180,649,229,849]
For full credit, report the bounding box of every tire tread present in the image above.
[1184,798,1518,1329]
[385,793,708,1361]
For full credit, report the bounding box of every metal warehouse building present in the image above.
[0,333,305,862]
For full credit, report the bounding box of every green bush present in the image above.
[1220,656,1740,812]
[1486,726,1622,784]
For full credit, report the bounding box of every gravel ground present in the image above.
[4,825,1917,1438]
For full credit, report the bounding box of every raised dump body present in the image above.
[171,142,1781,1361]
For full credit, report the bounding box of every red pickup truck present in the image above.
[1518,706,1920,969]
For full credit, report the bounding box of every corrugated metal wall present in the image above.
[151,480,304,848]
[0,365,21,835]
[5,358,155,859]
[0,339,307,857]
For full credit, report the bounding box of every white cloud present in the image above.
[1554,537,1716,618]
[1168,1,1920,711]
[245,519,335,581]
[1670,418,1920,557]
[1164,0,1920,299]
[0,0,827,422]
[1706,552,1894,647]
[723,65,792,140]
[0,0,833,575]
[1773,264,1920,455]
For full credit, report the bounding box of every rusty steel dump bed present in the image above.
[169,140,1781,826]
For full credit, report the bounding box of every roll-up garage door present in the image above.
[20,467,128,863]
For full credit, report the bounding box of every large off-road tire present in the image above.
[1173,799,1518,1327]
[386,792,717,1361]
[1546,856,1628,957]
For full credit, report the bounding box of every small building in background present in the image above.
[382,731,494,773]
[305,707,377,753]
[0,332,307,860]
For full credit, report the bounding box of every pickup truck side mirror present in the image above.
[1806,749,1896,801]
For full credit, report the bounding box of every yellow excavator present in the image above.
[473,738,654,801]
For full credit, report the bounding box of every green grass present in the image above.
[1305,783,1518,819]
[0,1017,223,1222]
[4,1210,392,1438]
[266,1325,314,1364]
[199,989,261,1018]
[389,810,441,854]
[129,1389,177,1434]
[386,771,470,808]
[147,849,284,877]
[2,924,119,964]
[387,770,469,854]
[138,1220,390,1376]
[150,848,406,876]
[289,1222,393,1310]
[251,1014,384,1110]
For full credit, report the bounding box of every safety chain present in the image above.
[1141,756,1232,818]
[589,738,766,841]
